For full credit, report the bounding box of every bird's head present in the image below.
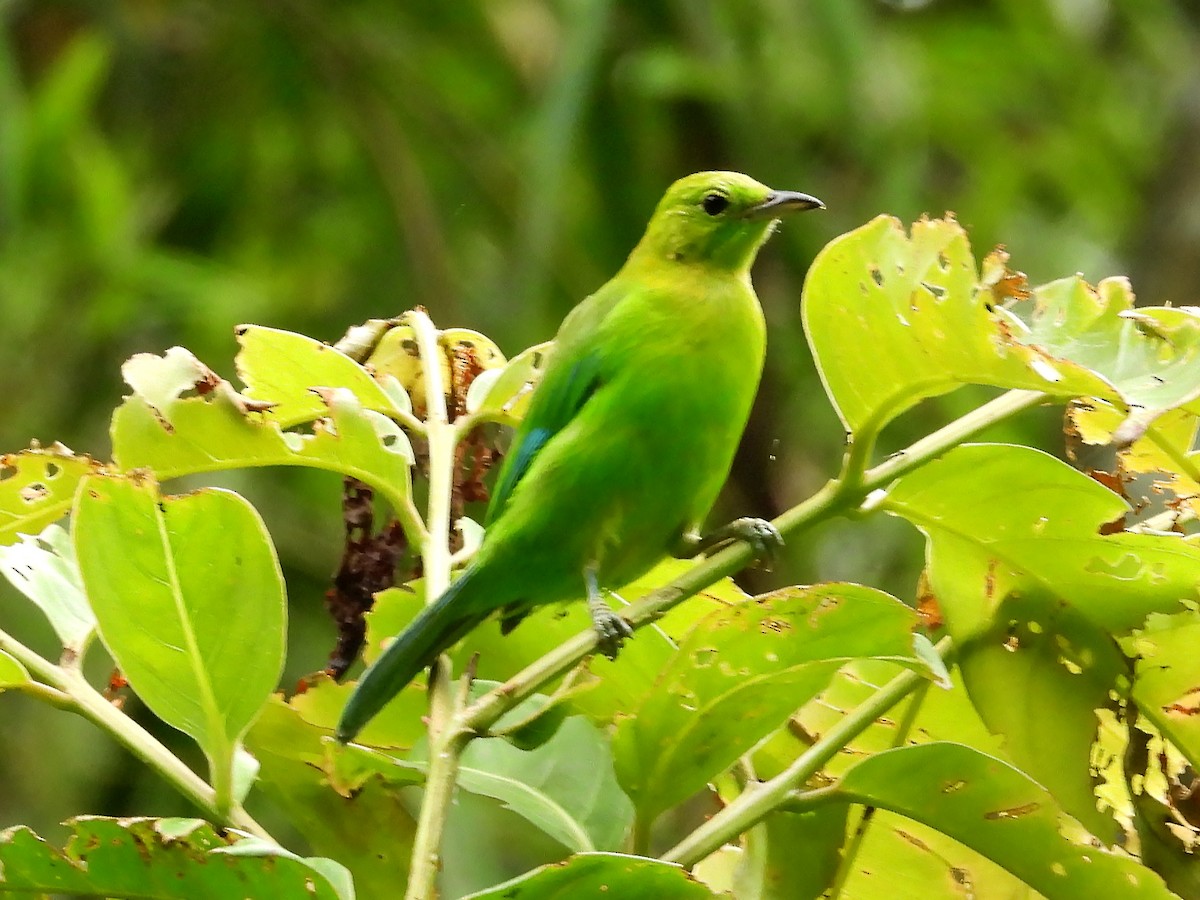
[632,171,824,273]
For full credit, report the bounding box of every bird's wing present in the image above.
[484,281,625,527]
[485,349,603,527]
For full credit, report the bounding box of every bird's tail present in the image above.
[336,567,487,743]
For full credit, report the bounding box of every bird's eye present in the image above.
[702,193,730,216]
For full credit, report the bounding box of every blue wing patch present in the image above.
[484,354,603,527]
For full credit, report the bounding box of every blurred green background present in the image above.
[2,0,1199,881]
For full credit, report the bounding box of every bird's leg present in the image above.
[675,517,784,565]
[585,564,633,660]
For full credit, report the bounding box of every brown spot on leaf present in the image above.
[895,829,931,852]
[984,801,1040,820]
[759,617,792,635]
[1163,686,1200,717]
[984,559,998,601]
[916,570,944,630]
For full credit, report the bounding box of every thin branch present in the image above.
[404,309,465,900]
[0,628,272,840]
[662,638,952,867]
[461,389,1046,733]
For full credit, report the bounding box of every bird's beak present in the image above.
[745,190,825,218]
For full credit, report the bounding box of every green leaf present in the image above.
[457,716,634,852]
[236,325,411,428]
[210,836,355,900]
[73,474,285,791]
[612,583,931,823]
[290,670,430,751]
[458,852,720,899]
[0,445,103,545]
[465,340,551,422]
[0,648,30,690]
[840,809,1057,900]
[831,742,1175,899]
[880,443,1200,837]
[111,381,413,513]
[327,710,632,855]
[802,216,1109,438]
[245,697,418,896]
[0,817,350,899]
[735,806,849,900]
[0,521,94,651]
[883,443,1200,637]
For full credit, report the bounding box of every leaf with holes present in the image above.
[112,383,413,513]
[73,474,285,792]
[611,584,933,824]
[802,216,1110,439]
[830,743,1175,899]
[236,325,411,428]
[0,446,104,545]
[245,697,419,897]
[1019,279,1200,443]
[0,817,350,899]
[1069,398,1200,519]
[1129,612,1200,773]
[883,442,1200,839]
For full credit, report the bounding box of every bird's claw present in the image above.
[592,608,634,660]
[727,517,784,564]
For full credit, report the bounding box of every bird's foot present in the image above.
[584,565,633,659]
[724,517,784,563]
[590,599,634,660]
[682,517,784,566]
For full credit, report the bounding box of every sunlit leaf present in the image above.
[883,442,1200,838]
[1069,398,1200,519]
[73,474,285,786]
[0,649,31,690]
[111,383,413,512]
[236,325,411,428]
[884,444,1200,636]
[831,743,1174,898]
[0,446,103,545]
[802,216,1110,438]
[1129,612,1200,772]
[121,346,223,417]
[1020,280,1200,441]
[465,341,551,422]
[842,809,1061,900]
[290,671,429,751]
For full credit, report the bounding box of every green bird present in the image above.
[337,171,823,742]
